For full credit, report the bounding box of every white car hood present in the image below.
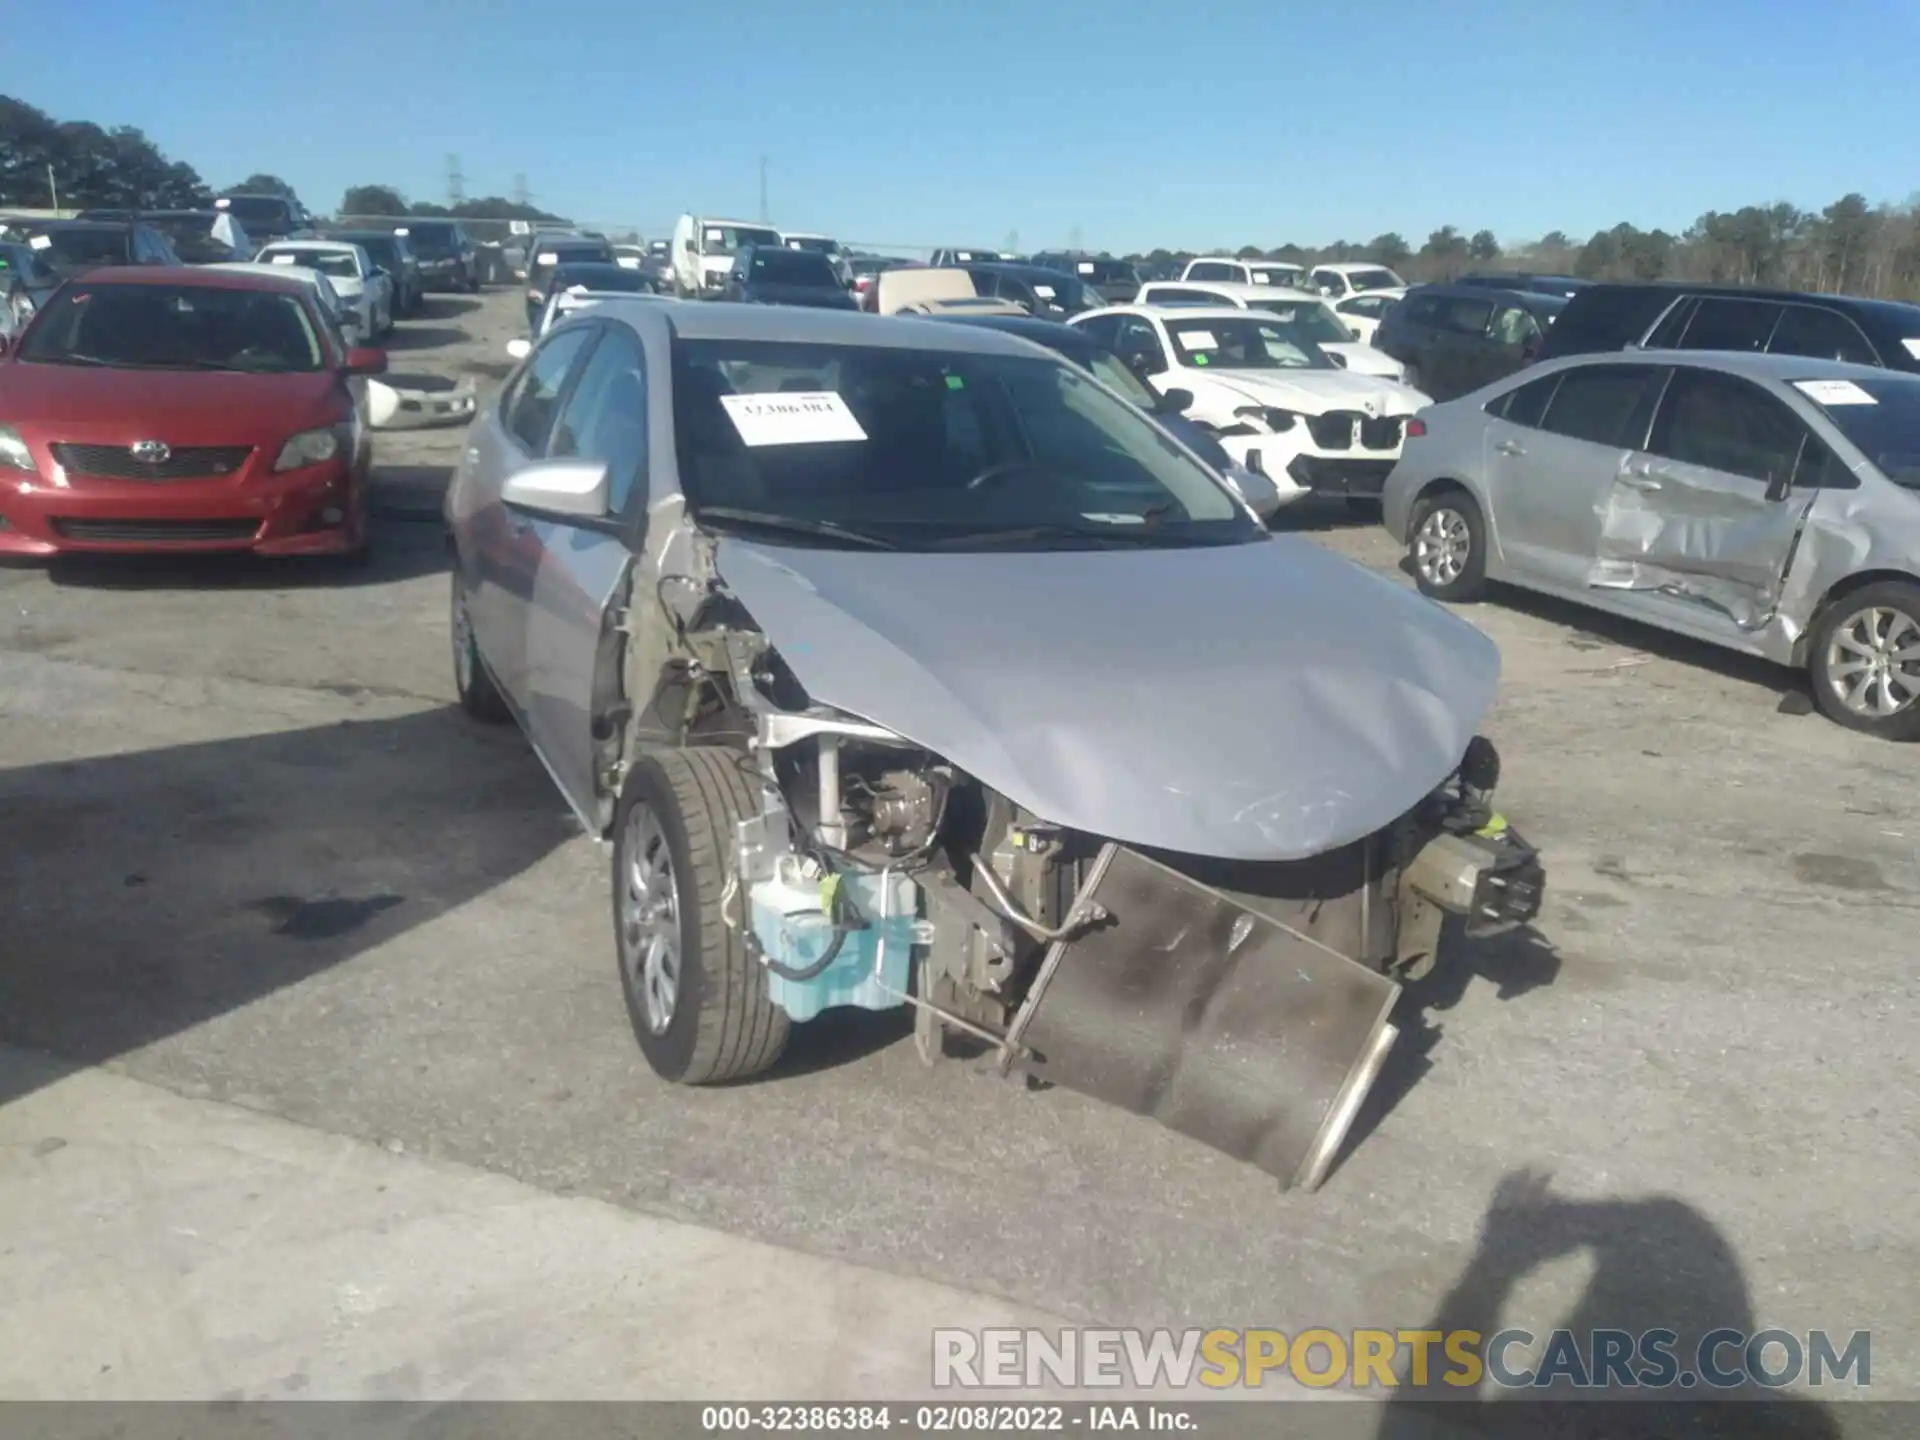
[1181,367,1429,415]
[1320,342,1403,379]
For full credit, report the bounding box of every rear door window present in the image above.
[1645,367,1806,485]
[1187,261,1234,281]
[1679,297,1782,353]
[1538,364,1660,446]
[1399,294,1443,326]
[1767,304,1879,366]
[1494,373,1562,428]
[1490,304,1543,346]
[1436,295,1496,336]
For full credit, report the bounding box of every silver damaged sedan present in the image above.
[445,299,1545,1190]
[1384,350,1920,740]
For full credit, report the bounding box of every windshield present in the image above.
[703,224,782,255]
[1070,258,1139,285]
[671,338,1259,551]
[1166,316,1333,370]
[747,249,838,285]
[220,197,294,233]
[264,247,359,280]
[404,223,460,255]
[144,216,231,263]
[1246,264,1305,288]
[1343,268,1404,292]
[1084,348,1161,409]
[19,282,324,373]
[1796,376,1920,488]
[1022,272,1098,312]
[530,245,609,281]
[340,236,397,267]
[1245,299,1351,345]
[27,228,131,275]
[550,264,653,293]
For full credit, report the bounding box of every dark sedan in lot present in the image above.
[332,230,425,316]
[721,246,857,308]
[0,267,385,560]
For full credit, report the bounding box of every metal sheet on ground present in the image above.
[1012,845,1399,1189]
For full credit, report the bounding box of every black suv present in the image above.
[1535,281,1920,373]
[1374,282,1569,400]
[1029,252,1141,303]
[333,229,426,315]
[1454,272,1591,299]
[397,219,481,293]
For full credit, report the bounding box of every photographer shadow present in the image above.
[1375,1170,1844,1439]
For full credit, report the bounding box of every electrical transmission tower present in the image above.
[446,154,466,207]
[512,174,530,209]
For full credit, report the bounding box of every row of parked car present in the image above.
[551,219,1920,741]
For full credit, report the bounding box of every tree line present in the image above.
[1123,195,1920,301]
[10,96,1920,300]
[0,96,564,226]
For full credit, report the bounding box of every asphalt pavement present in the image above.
[0,289,1912,1424]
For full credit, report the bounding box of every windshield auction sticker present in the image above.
[1793,379,1877,406]
[720,391,869,446]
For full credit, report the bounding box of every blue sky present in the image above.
[14,0,1920,253]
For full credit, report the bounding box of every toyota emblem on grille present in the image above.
[130,440,171,464]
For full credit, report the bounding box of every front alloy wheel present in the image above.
[1810,582,1920,740]
[620,805,681,1036]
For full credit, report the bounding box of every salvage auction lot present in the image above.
[2,288,1914,1401]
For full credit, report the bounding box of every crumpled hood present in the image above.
[715,535,1500,861]
[1198,367,1429,415]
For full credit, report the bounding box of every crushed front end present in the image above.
[661,615,1542,1191]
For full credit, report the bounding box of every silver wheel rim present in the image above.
[621,806,680,1035]
[450,584,475,694]
[1825,605,1920,719]
[1413,507,1471,587]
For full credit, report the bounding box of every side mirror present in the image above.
[506,337,532,360]
[344,346,387,376]
[1347,326,1362,340]
[502,459,610,520]
[1158,387,1194,414]
[1326,351,1349,369]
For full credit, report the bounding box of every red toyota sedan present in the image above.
[0,266,386,559]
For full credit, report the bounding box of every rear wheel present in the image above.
[1808,581,1920,741]
[615,748,790,1084]
[1407,487,1488,602]
[451,574,510,721]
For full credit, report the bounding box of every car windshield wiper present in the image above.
[694,506,901,551]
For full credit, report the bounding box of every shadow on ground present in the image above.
[1270,496,1387,535]
[1373,1170,1844,1438]
[1327,920,1561,1182]
[35,511,448,591]
[415,295,483,319]
[0,706,572,1107]
[1406,570,1809,709]
[380,326,470,353]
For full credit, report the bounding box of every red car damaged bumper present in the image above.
[0,453,367,557]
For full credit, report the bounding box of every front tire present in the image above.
[1808,581,1920,741]
[615,748,790,1084]
[451,574,510,721]
[1407,487,1488,602]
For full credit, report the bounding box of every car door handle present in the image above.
[1619,465,1666,491]
[1495,439,1526,456]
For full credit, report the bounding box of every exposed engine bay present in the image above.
[609,527,1545,1191]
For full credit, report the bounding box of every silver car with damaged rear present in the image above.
[1383,350,1920,740]
[444,299,1545,1190]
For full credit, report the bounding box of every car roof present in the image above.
[1542,348,1914,386]
[1315,261,1398,273]
[21,219,134,234]
[962,260,1077,279]
[696,217,768,228]
[76,264,309,293]
[932,313,1093,349]
[597,298,1042,356]
[1142,279,1320,299]
[1413,280,1564,309]
[1105,303,1276,323]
